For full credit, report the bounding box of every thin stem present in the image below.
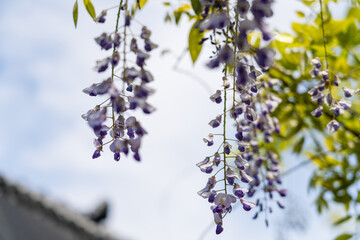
[111,0,124,140]
[222,1,230,195]
[319,0,329,69]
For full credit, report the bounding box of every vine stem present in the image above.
[222,1,231,195]
[319,0,329,69]
[111,0,124,140]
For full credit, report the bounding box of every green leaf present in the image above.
[334,233,353,240]
[73,1,78,28]
[333,215,352,226]
[293,136,305,154]
[296,11,305,18]
[191,0,201,15]
[83,0,96,19]
[137,0,148,9]
[188,20,204,64]
[131,0,148,15]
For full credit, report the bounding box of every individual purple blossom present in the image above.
[334,75,341,86]
[311,106,323,118]
[277,189,287,197]
[218,45,233,64]
[92,149,101,159]
[94,58,110,72]
[339,98,351,110]
[95,33,112,50]
[87,108,107,131]
[209,115,222,128]
[196,157,214,173]
[234,155,249,170]
[233,183,248,198]
[224,142,232,155]
[206,58,220,69]
[83,78,112,96]
[311,57,322,69]
[342,87,355,98]
[203,133,214,146]
[239,170,253,183]
[144,39,158,52]
[114,152,120,161]
[216,224,223,234]
[95,10,107,23]
[226,168,240,185]
[210,90,222,104]
[320,70,329,81]
[125,11,131,26]
[240,198,255,211]
[236,63,250,86]
[327,120,340,134]
[255,48,275,69]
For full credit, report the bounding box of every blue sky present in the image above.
[0,0,354,239]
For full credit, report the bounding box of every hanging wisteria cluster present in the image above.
[82,1,157,162]
[195,0,286,234]
[308,57,360,134]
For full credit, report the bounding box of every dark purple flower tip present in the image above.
[89,90,97,96]
[262,31,272,41]
[345,92,352,98]
[315,111,323,118]
[268,179,273,185]
[210,120,220,128]
[246,112,254,122]
[278,189,287,197]
[206,58,220,69]
[277,201,285,209]
[227,177,234,185]
[92,149,101,159]
[125,12,131,26]
[235,190,245,198]
[242,203,251,211]
[334,108,340,117]
[276,178,282,184]
[134,152,141,161]
[205,166,213,174]
[114,152,120,161]
[126,85,133,92]
[235,131,243,141]
[240,176,249,183]
[98,16,106,23]
[313,68,319,76]
[317,97,323,105]
[315,62,321,69]
[322,74,329,81]
[250,85,258,93]
[144,42,151,51]
[212,205,222,213]
[216,224,224,235]
[224,146,231,155]
[127,128,135,139]
[207,141,214,146]
[215,96,222,104]
[243,99,251,105]
[208,193,216,203]
[238,145,245,152]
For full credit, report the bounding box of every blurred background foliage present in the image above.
[163,0,360,239]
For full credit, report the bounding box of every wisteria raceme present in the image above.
[196,0,286,234]
[308,57,359,134]
[82,1,157,162]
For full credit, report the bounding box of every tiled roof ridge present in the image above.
[0,175,121,240]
